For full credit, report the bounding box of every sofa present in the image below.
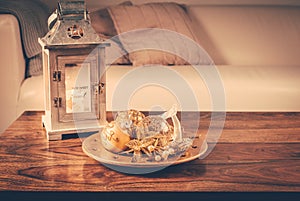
[1,0,300,133]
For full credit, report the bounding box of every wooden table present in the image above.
[0,111,299,199]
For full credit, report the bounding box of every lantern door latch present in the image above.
[94,82,105,94]
[53,97,62,108]
[99,82,105,94]
[53,71,61,81]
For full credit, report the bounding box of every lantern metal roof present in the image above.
[40,0,103,46]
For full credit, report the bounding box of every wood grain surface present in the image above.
[0,111,299,192]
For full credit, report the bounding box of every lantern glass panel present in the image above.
[57,54,100,123]
[65,62,91,114]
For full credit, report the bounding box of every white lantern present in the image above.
[39,0,109,140]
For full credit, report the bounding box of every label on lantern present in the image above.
[65,63,91,113]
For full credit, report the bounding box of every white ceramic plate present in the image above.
[82,133,208,168]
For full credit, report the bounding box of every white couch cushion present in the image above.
[17,75,44,116]
[217,65,300,111]
[106,65,300,112]
[188,5,300,66]
[19,64,300,113]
